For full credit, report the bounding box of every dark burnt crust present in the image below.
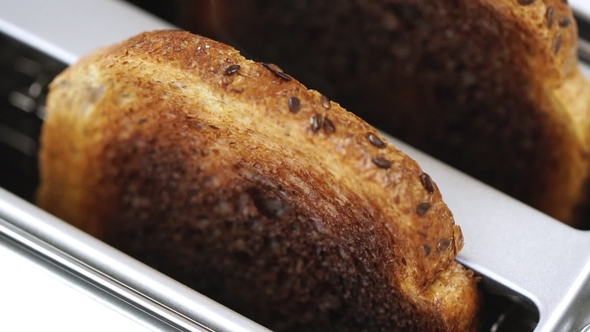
[101,30,461,288]
[182,0,590,226]
[38,31,479,331]
[101,120,440,331]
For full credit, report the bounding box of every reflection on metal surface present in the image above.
[0,217,212,332]
[0,236,154,332]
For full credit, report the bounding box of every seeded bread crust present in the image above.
[183,0,590,226]
[37,31,479,332]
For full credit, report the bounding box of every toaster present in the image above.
[1,0,590,331]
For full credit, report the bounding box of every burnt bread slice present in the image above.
[182,0,590,227]
[37,30,479,332]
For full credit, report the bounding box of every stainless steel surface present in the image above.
[0,216,216,332]
[573,0,590,21]
[1,0,590,331]
[0,232,154,332]
[0,0,173,65]
[0,217,189,332]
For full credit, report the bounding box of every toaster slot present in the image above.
[577,15,590,64]
[0,29,544,332]
[0,32,66,202]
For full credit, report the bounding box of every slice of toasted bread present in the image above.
[182,0,590,227]
[37,30,479,331]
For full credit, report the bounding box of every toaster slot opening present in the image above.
[576,14,590,64]
[0,32,66,203]
[478,277,539,332]
[0,28,567,332]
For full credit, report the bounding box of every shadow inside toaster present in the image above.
[0,30,538,332]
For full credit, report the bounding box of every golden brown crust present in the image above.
[38,30,479,331]
[182,0,590,226]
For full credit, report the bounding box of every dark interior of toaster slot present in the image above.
[478,277,539,332]
[0,32,66,203]
[576,14,590,43]
[576,14,590,65]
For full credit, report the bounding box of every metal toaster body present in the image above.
[1,0,590,331]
